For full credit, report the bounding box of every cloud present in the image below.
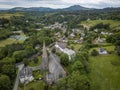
[0,0,120,9]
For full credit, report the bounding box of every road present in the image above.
[13,63,24,90]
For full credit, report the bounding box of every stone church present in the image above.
[42,42,66,84]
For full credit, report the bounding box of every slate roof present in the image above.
[19,66,33,78]
[56,42,67,49]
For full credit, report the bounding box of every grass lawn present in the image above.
[68,43,82,51]
[89,54,120,90]
[0,32,27,47]
[29,56,42,67]
[20,81,45,90]
[90,45,115,52]
[0,38,19,47]
[81,20,120,28]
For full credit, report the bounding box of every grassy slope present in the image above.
[89,54,120,90]
[81,20,120,28]
[0,13,24,19]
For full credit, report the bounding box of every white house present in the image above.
[70,33,75,38]
[55,42,75,60]
[98,48,108,54]
[19,66,34,84]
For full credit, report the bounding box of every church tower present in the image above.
[42,41,48,70]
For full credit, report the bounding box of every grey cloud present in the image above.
[0,0,120,9]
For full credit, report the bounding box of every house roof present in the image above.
[99,48,107,52]
[19,66,33,78]
[55,42,67,49]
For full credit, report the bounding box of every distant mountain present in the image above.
[5,5,120,12]
[9,5,92,12]
[61,5,92,11]
[9,7,53,12]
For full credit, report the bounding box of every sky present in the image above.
[0,0,120,9]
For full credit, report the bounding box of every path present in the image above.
[13,63,24,90]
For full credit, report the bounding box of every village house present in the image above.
[35,44,40,50]
[58,37,68,43]
[44,22,67,33]
[13,30,22,34]
[98,48,108,54]
[55,32,61,38]
[55,42,75,60]
[70,33,75,38]
[97,37,105,43]
[19,66,34,84]
[72,28,81,33]
[94,28,98,32]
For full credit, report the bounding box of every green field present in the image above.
[81,20,120,28]
[20,81,45,90]
[90,45,115,52]
[0,38,18,47]
[89,54,120,90]
[0,13,24,19]
[0,32,27,47]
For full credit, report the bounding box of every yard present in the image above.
[89,54,120,90]
[20,81,45,90]
[90,45,115,53]
[68,43,82,51]
[28,56,42,67]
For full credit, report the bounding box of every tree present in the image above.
[74,52,90,73]
[91,49,99,56]
[60,53,69,66]
[57,77,68,90]
[0,74,11,90]
[106,32,120,56]
[72,61,84,73]
[57,71,90,90]
[23,58,29,66]
[33,57,38,64]
[67,71,90,90]
[52,48,56,53]
[1,65,16,79]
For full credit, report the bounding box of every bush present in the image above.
[33,57,38,64]
[52,48,56,53]
[60,53,69,66]
[91,49,99,56]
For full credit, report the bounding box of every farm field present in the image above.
[0,38,18,47]
[81,20,120,28]
[0,32,28,47]
[0,13,24,19]
[89,54,120,90]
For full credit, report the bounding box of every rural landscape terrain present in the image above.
[0,1,120,90]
